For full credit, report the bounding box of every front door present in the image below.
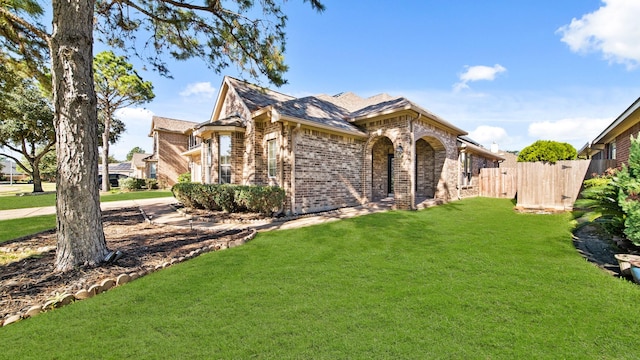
[387,154,394,196]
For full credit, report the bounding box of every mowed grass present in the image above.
[0,215,56,244]
[2,198,640,359]
[0,190,173,210]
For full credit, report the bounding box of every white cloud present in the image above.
[528,117,612,144]
[557,0,640,68]
[179,82,216,99]
[114,107,154,122]
[454,64,507,91]
[468,125,511,146]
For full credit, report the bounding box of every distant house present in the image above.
[156,76,503,214]
[579,97,640,168]
[147,117,198,187]
[0,160,27,181]
[131,152,153,179]
[98,162,133,177]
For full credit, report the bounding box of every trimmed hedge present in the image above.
[172,183,285,215]
[119,178,159,191]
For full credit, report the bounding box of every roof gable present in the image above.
[150,116,198,136]
[226,77,295,112]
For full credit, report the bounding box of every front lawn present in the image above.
[0,215,56,244]
[2,198,639,359]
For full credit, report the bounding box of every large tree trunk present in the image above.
[51,0,108,272]
[31,161,43,193]
[101,113,111,192]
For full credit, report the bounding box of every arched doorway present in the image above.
[414,136,446,204]
[370,137,395,201]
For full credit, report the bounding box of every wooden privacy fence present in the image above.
[479,167,517,199]
[479,159,616,211]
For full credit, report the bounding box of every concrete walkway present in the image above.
[0,197,177,221]
[0,196,391,233]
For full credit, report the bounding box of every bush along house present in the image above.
[164,76,503,214]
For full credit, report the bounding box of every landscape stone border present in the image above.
[1,226,257,327]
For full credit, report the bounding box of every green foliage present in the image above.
[126,146,146,161]
[145,178,158,190]
[177,172,191,183]
[118,177,157,191]
[577,136,640,245]
[94,1,324,85]
[171,183,285,215]
[517,140,577,164]
[235,185,286,215]
[575,170,625,236]
[0,76,56,192]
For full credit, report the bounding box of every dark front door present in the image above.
[387,154,394,195]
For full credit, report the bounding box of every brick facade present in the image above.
[615,122,640,168]
[156,131,191,188]
[161,77,504,213]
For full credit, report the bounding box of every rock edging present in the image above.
[1,228,257,327]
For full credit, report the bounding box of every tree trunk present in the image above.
[101,113,111,192]
[51,0,108,272]
[31,160,43,193]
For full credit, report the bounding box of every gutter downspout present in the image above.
[291,123,300,215]
[410,113,421,210]
[458,143,466,200]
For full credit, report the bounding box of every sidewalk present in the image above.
[140,202,392,233]
[0,196,391,232]
[0,197,177,221]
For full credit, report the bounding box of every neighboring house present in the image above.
[171,76,502,214]
[131,152,153,178]
[0,160,27,181]
[147,117,199,187]
[579,97,640,168]
[98,162,133,177]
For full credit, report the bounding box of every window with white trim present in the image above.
[268,139,277,178]
[608,140,617,160]
[461,152,473,186]
[219,135,231,184]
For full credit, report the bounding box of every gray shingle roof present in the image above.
[272,97,364,135]
[151,116,198,134]
[226,77,295,112]
[316,92,398,112]
[131,153,152,168]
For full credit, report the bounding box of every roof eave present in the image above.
[591,97,640,145]
[275,112,367,138]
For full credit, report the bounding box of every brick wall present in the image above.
[293,128,364,214]
[615,122,640,168]
[157,131,190,187]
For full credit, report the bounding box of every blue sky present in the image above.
[99,1,640,159]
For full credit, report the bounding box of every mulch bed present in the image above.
[1,208,251,321]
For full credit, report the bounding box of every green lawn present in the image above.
[0,214,56,244]
[2,198,640,359]
[0,190,173,210]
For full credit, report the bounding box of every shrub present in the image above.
[171,183,285,215]
[235,185,285,215]
[119,177,146,191]
[145,178,158,190]
[577,136,640,245]
[177,172,191,183]
[171,183,199,208]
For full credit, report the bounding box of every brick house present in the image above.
[168,76,503,214]
[179,77,503,212]
[579,97,640,168]
[130,152,152,179]
[147,117,198,187]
